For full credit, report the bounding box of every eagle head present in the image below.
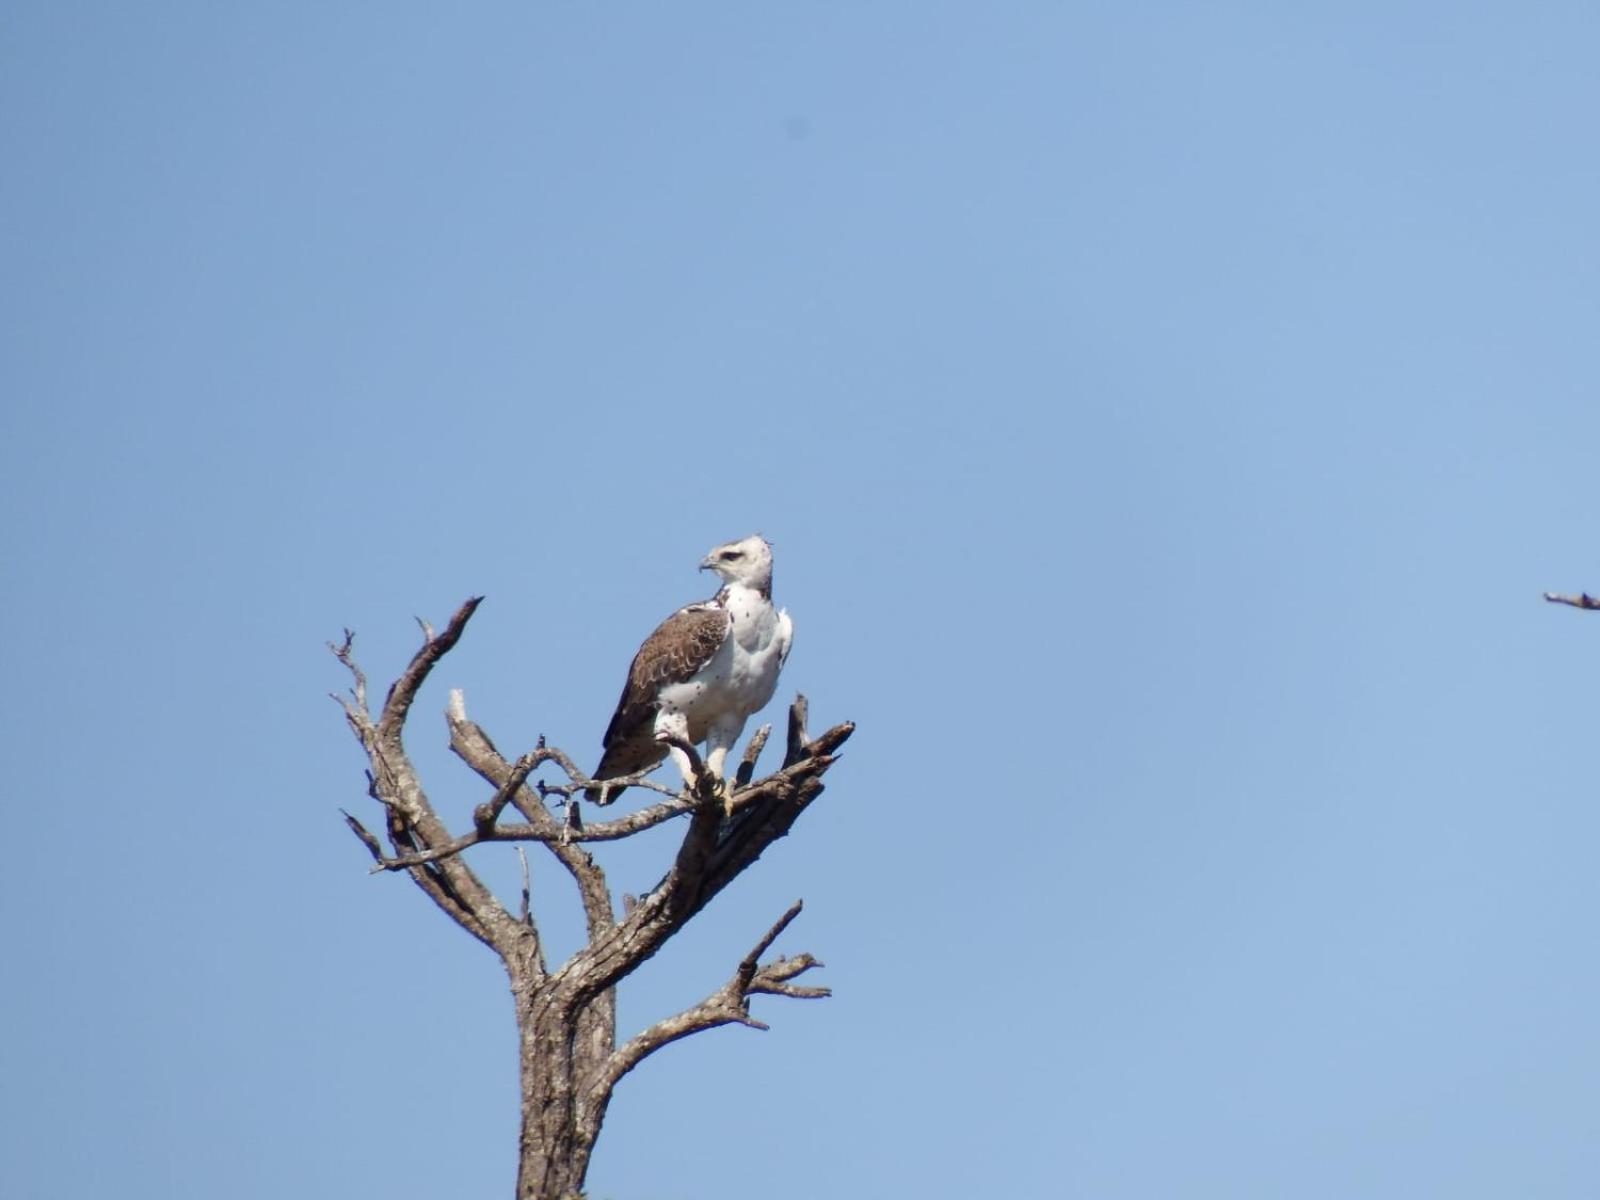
[699,534,774,589]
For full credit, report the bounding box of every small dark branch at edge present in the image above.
[1545,591,1600,611]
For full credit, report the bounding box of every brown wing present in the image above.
[602,605,731,748]
[585,605,731,804]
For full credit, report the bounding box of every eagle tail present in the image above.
[584,741,643,805]
[583,779,627,806]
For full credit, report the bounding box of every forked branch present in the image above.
[592,899,829,1101]
[332,599,516,952]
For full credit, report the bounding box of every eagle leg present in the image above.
[661,741,702,797]
[703,726,741,818]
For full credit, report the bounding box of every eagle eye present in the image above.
[720,550,741,561]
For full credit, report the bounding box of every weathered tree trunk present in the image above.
[515,991,599,1200]
[333,599,850,1198]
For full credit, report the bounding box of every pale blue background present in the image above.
[4,4,1599,1198]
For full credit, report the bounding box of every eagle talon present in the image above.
[694,773,736,818]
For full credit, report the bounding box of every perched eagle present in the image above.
[585,535,793,808]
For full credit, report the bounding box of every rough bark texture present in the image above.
[332,599,851,1199]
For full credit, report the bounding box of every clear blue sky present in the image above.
[4,4,1599,1197]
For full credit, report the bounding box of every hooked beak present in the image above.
[699,556,715,572]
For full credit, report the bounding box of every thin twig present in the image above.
[735,899,805,989]
[475,751,541,832]
[342,809,385,861]
[1545,591,1600,610]
[329,629,368,714]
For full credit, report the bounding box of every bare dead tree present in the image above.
[330,598,853,1200]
